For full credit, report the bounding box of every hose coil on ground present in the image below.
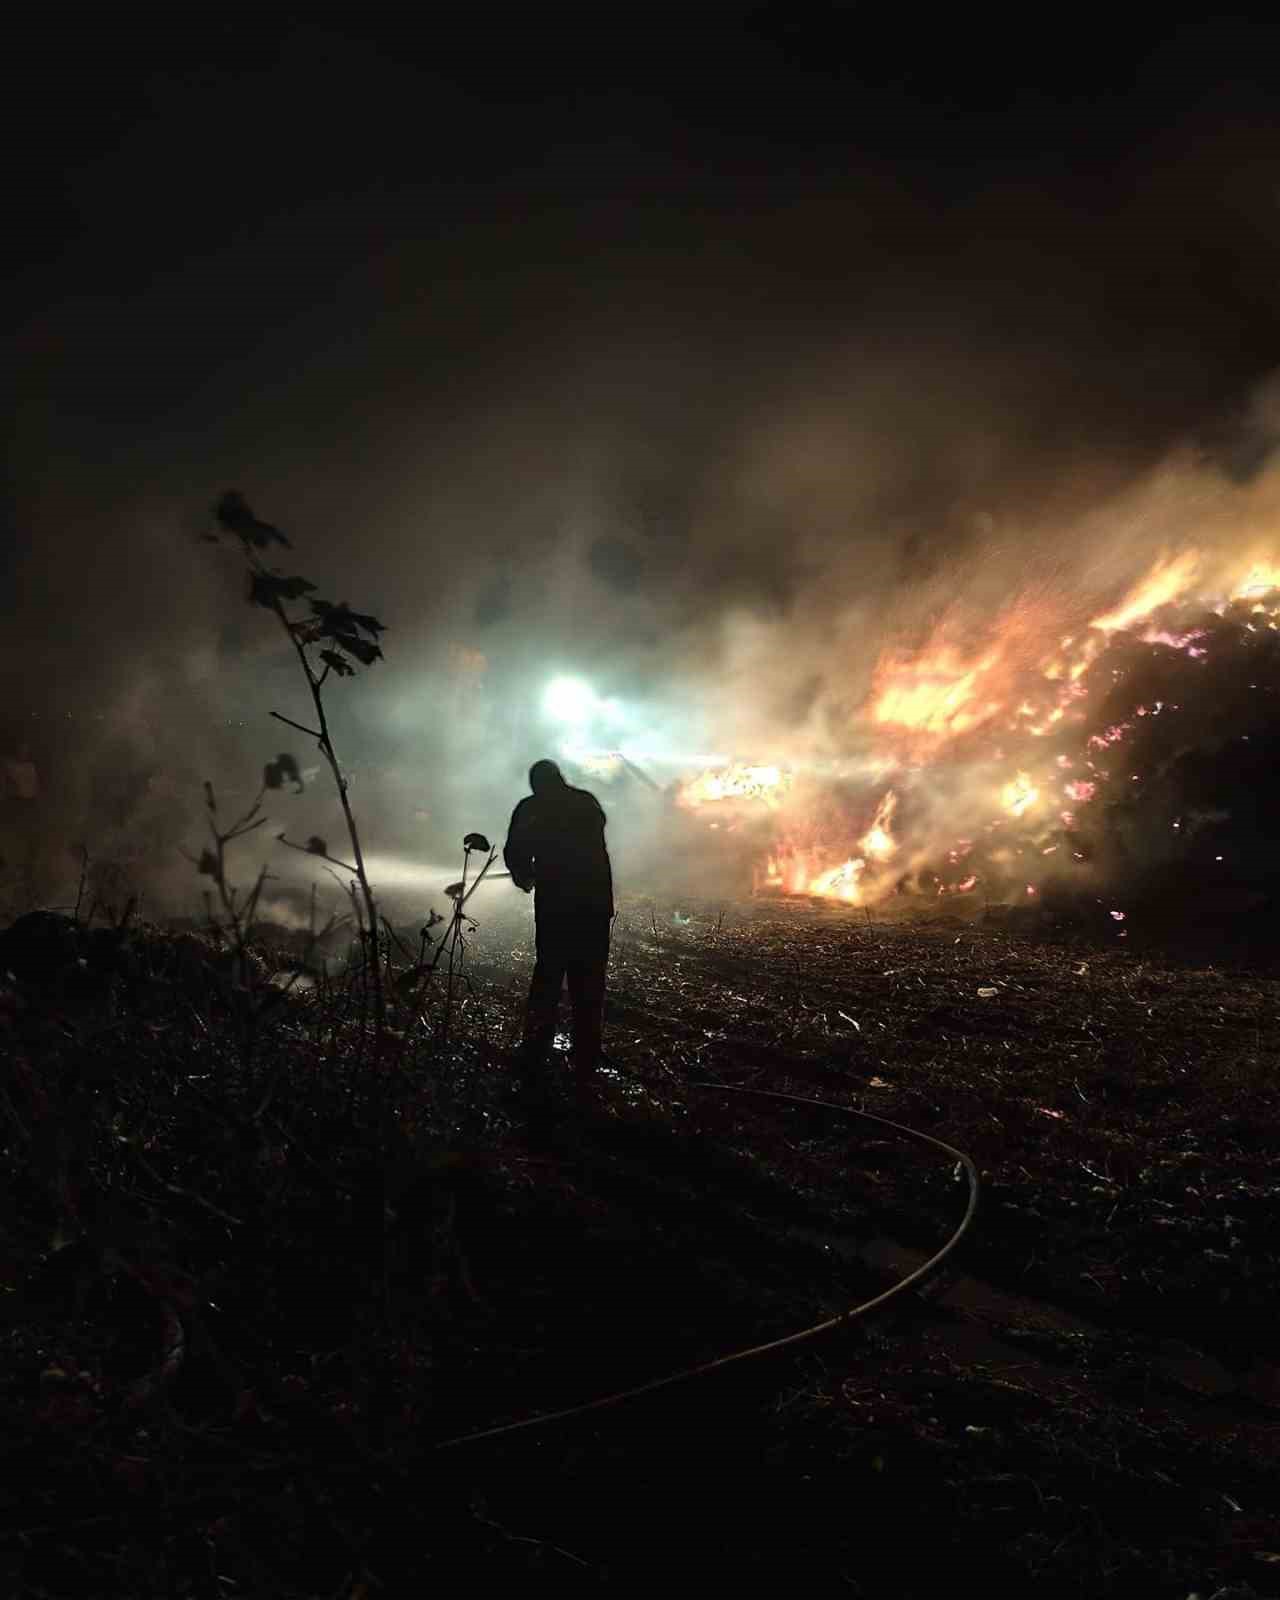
[437,1081,980,1450]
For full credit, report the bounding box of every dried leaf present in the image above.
[214,490,291,549]
[333,633,383,667]
[309,599,385,636]
[347,607,386,637]
[307,601,386,667]
[249,571,315,608]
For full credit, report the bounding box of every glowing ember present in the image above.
[1001,771,1039,818]
[679,762,792,808]
[1089,551,1201,634]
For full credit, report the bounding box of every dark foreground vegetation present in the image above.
[2,892,1279,1597]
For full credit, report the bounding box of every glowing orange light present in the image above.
[1001,772,1039,818]
[858,790,898,861]
[1089,551,1200,634]
[1235,562,1280,598]
[808,857,865,903]
[679,762,791,809]
[868,644,1005,738]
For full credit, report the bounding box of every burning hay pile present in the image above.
[671,554,1280,931]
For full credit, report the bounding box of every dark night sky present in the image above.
[8,10,1280,872]
[12,13,1280,447]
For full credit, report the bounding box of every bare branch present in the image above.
[225,784,270,837]
[225,814,271,842]
[270,710,323,741]
[134,1151,244,1228]
[276,832,359,875]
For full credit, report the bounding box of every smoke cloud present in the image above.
[7,27,1280,919]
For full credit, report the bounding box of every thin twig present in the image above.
[270,709,323,741]
[133,1151,243,1228]
[277,832,360,876]
[471,1509,592,1569]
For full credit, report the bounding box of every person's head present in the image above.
[529,758,566,795]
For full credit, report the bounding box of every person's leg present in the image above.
[566,914,610,1102]
[523,911,567,1058]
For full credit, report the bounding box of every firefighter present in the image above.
[504,758,614,1103]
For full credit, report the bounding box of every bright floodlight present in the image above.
[543,676,595,722]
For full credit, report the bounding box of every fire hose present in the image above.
[435,1082,980,1450]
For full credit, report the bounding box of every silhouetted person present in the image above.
[505,759,614,1102]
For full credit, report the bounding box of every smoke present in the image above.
[8,67,1280,920]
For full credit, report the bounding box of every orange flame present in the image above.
[1089,551,1200,634]
[679,762,792,809]
[869,644,1006,737]
[704,549,1280,913]
[858,789,898,860]
[808,857,865,903]
[1235,562,1280,599]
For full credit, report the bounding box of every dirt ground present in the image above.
[2,892,1279,1596]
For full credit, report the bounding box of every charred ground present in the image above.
[2,893,1279,1596]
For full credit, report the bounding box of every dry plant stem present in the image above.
[133,1150,244,1228]
[195,785,274,1071]
[426,846,497,1044]
[257,580,384,1036]
[275,828,359,877]
[442,850,470,1045]
[73,845,89,925]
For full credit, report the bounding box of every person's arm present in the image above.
[601,801,615,917]
[503,799,536,892]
